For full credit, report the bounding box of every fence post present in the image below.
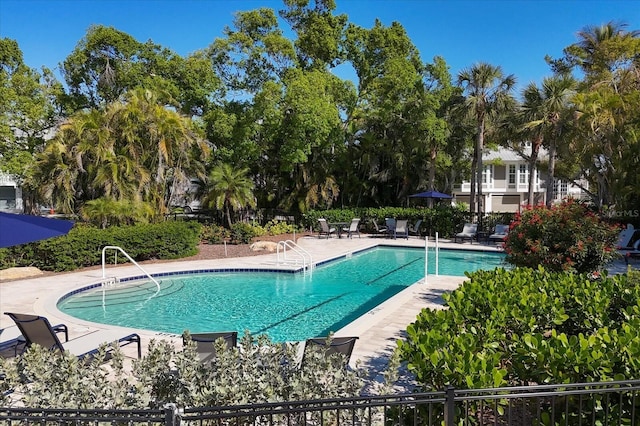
[164,403,178,426]
[445,385,455,426]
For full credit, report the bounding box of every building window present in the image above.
[553,179,568,199]
[0,186,16,210]
[482,165,493,185]
[508,164,516,186]
[518,164,529,184]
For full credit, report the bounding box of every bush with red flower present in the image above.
[504,200,619,273]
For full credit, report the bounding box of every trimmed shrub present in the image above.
[229,222,266,244]
[303,205,469,238]
[0,221,201,272]
[0,332,367,410]
[504,200,619,273]
[200,223,229,244]
[264,219,300,236]
[397,267,640,392]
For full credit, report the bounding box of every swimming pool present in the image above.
[58,247,507,342]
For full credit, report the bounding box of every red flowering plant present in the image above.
[503,199,619,274]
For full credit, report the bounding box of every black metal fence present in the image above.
[2,380,639,425]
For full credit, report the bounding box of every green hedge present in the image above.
[0,221,201,272]
[302,205,470,238]
[398,267,640,391]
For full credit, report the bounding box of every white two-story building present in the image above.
[453,146,586,213]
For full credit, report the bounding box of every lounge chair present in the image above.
[5,312,141,359]
[489,224,510,244]
[342,218,361,238]
[302,336,359,369]
[408,219,423,237]
[394,219,409,239]
[617,224,639,249]
[0,322,68,356]
[372,220,387,236]
[454,223,477,243]
[385,218,396,238]
[317,218,336,239]
[183,331,238,363]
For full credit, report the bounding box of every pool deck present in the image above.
[1,235,638,391]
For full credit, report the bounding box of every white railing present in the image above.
[101,245,160,291]
[276,240,313,272]
[424,233,441,284]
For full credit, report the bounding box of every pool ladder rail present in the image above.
[276,240,313,272]
[101,245,161,291]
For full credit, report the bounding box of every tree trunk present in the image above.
[428,145,437,208]
[528,139,541,206]
[469,149,477,219]
[225,203,233,229]
[475,119,485,230]
[546,140,556,207]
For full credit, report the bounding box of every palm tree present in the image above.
[203,163,256,228]
[574,21,640,74]
[109,88,210,214]
[457,63,515,226]
[518,82,545,206]
[519,76,576,207]
[538,77,576,207]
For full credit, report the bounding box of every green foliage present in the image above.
[229,222,266,244]
[26,88,210,216]
[0,221,201,272]
[398,267,640,393]
[0,344,147,409]
[200,223,230,244]
[504,200,619,273]
[303,205,469,237]
[136,332,364,409]
[203,163,256,228]
[80,197,155,228]
[1,332,365,410]
[263,219,300,235]
[0,39,62,161]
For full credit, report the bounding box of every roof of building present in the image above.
[483,145,549,162]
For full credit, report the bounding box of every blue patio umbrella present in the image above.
[0,211,74,248]
[409,190,452,199]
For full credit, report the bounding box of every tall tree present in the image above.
[207,8,296,96]
[342,19,428,206]
[518,76,576,207]
[549,21,640,208]
[61,25,220,115]
[457,63,515,224]
[422,56,458,196]
[0,38,64,213]
[279,0,348,70]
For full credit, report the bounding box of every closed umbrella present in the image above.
[0,212,74,248]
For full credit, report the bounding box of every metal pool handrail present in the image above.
[276,240,313,272]
[101,245,161,290]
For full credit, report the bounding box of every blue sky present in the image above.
[1,0,639,94]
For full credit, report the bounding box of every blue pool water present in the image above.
[58,247,507,342]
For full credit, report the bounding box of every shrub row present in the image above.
[0,332,375,410]
[397,265,640,424]
[0,221,201,272]
[398,267,640,391]
[302,205,478,238]
[199,220,303,244]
